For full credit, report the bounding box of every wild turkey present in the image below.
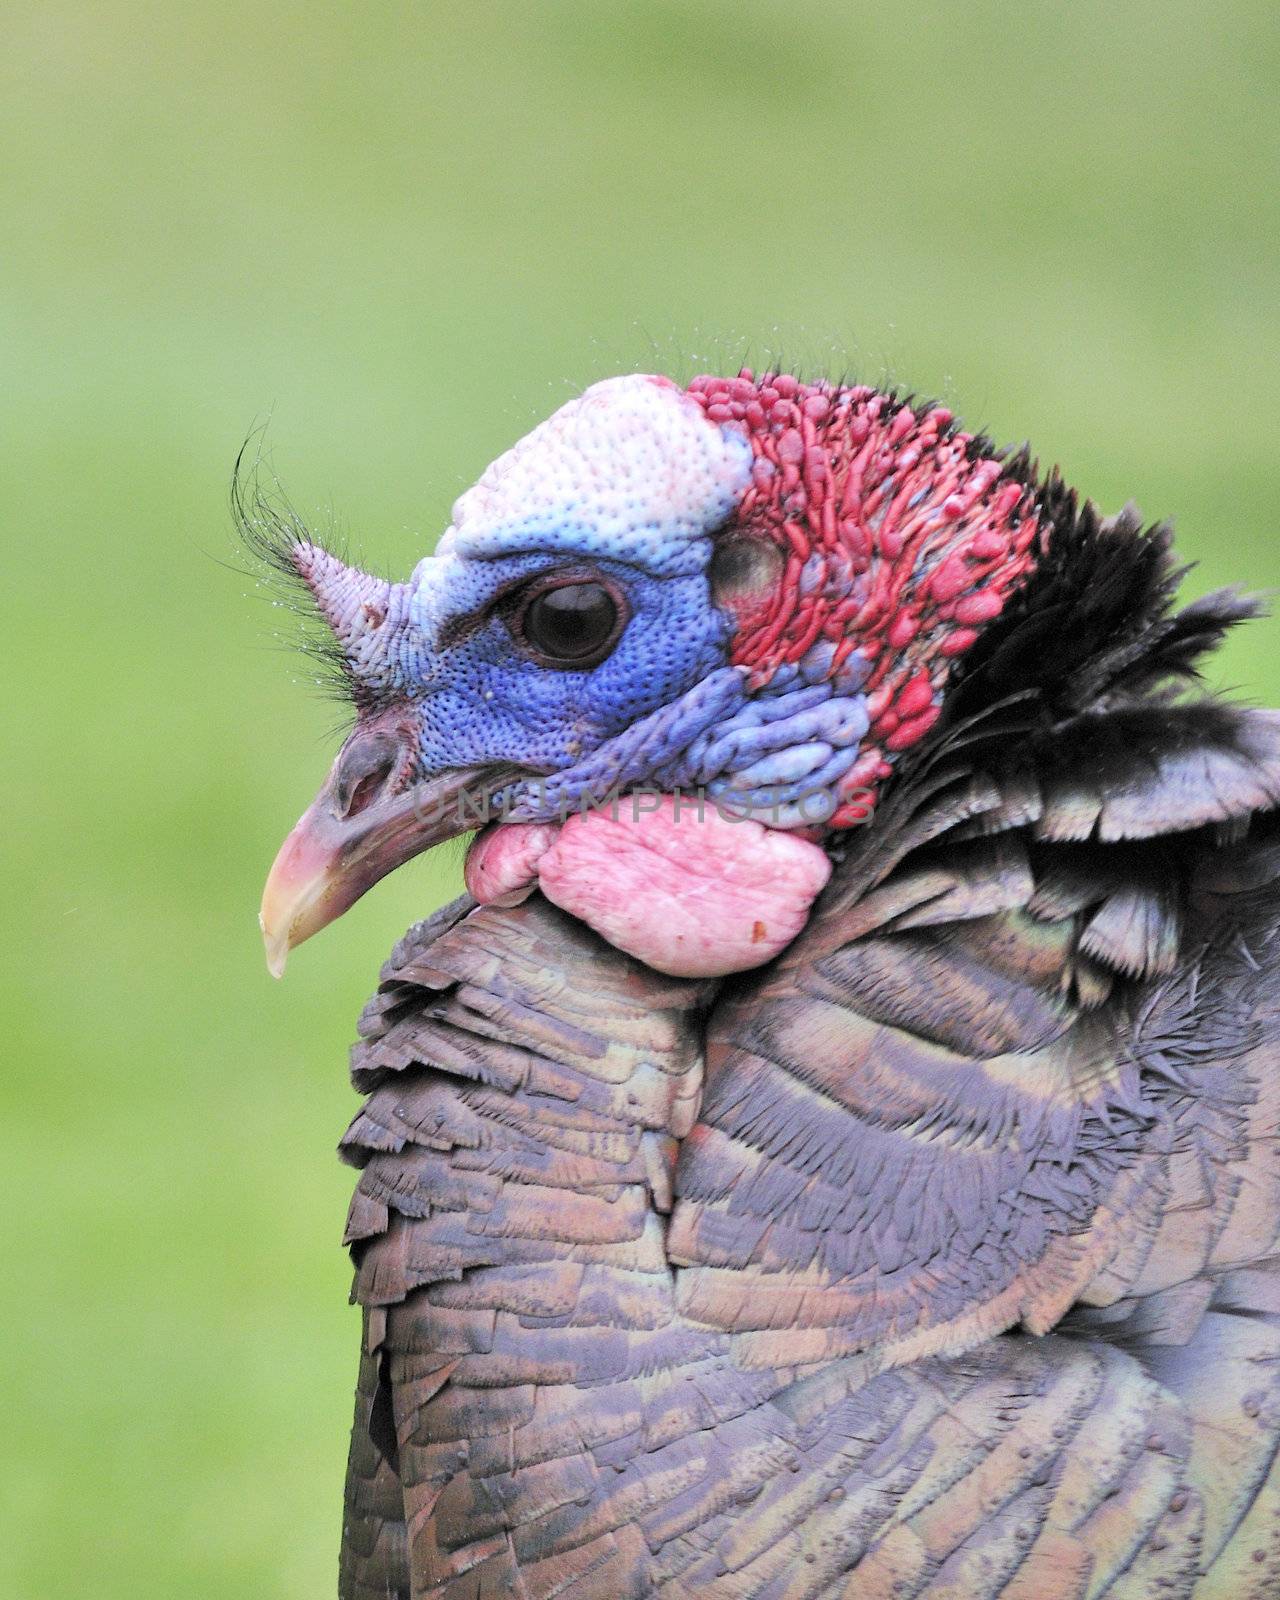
[253,372,1280,1598]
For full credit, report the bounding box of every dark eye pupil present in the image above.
[523,582,619,664]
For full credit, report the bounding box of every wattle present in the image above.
[464,796,832,978]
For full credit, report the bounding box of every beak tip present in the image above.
[260,911,289,980]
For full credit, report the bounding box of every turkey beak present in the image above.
[259,727,517,978]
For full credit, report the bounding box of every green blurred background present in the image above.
[3,1,1277,1593]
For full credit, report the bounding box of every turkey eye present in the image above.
[519,581,623,667]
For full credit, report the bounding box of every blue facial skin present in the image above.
[410,550,734,769]
[401,541,870,831]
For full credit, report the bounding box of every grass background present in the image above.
[3,2,1277,1594]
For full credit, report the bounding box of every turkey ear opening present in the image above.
[709,535,784,622]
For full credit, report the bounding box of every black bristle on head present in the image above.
[230,434,358,707]
[947,480,1266,732]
